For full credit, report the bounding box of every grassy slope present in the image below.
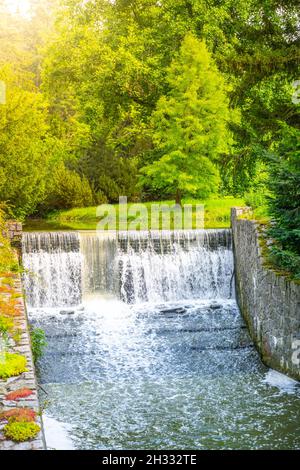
[42,197,245,230]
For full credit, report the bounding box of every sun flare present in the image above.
[4,0,31,17]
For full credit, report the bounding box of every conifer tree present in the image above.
[141,33,234,205]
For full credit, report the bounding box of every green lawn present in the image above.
[24,197,245,231]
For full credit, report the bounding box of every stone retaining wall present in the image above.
[0,267,46,450]
[2,221,23,248]
[231,207,300,381]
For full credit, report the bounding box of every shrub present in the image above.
[45,163,94,210]
[0,407,36,422]
[98,175,120,202]
[4,421,40,442]
[94,189,108,205]
[0,353,27,379]
[0,209,19,274]
[0,298,21,317]
[0,315,14,336]
[244,190,267,210]
[5,388,34,401]
[30,327,47,363]
[244,163,270,210]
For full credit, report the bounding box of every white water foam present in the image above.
[42,414,75,450]
[263,369,299,394]
[23,230,234,307]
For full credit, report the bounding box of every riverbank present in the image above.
[0,215,45,450]
[24,197,245,231]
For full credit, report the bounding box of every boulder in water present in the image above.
[209,303,222,310]
[59,309,75,315]
[160,307,186,315]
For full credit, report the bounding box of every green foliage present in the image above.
[0,353,27,379]
[141,35,234,204]
[266,126,300,279]
[244,163,270,209]
[0,208,19,274]
[0,66,51,219]
[30,327,47,364]
[0,315,14,337]
[0,0,299,214]
[44,163,94,211]
[4,421,40,442]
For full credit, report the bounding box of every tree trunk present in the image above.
[175,189,182,206]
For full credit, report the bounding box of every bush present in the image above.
[0,315,14,336]
[0,407,36,422]
[5,388,34,401]
[4,421,40,442]
[94,189,108,205]
[244,162,270,210]
[30,327,47,363]
[0,353,27,379]
[98,175,121,202]
[244,190,266,210]
[45,163,94,210]
[0,207,19,274]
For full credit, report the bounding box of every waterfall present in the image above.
[21,230,300,451]
[22,229,234,307]
[116,230,233,303]
[22,232,82,308]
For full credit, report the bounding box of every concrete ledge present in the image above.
[231,207,300,381]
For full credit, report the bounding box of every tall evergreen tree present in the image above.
[267,126,300,279]
[141,34,234,204]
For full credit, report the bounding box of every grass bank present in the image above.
[25,197,245,231]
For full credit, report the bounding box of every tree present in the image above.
[141,34,234,205]
[267,125,300,279]
[0,66,49,218]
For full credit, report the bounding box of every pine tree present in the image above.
[141,33,234,205]
[267,126,300,279]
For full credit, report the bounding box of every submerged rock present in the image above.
[209,303,222,310]
[59,309,75,315]
[160,307,186,315]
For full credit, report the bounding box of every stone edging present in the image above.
[231,207,300,381]
[0,266,46,450]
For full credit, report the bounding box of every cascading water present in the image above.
[116,230,233,303]
[22,230,300,450]
[22,232,82,307]
[23,230,234,306]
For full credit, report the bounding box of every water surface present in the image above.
[23,230,300,450]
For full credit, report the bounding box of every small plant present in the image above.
[5,388,34,401]
[0,353,27,379]
[30,327,47,363]
[0,407,36,422]
[0,273,16,278]
[0,298,21,317]
[4,421,40,442]
[0,315,14,335]
[0,286,12,293]
[1,277,14,287]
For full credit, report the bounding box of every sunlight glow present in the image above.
[4,0,32,18]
